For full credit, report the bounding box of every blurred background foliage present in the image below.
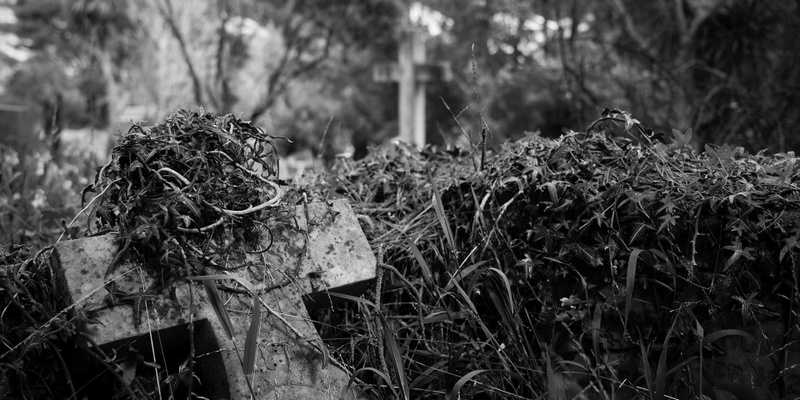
[1,0,799,246]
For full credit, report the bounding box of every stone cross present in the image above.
[373,29,452,148]
[52,199,375,400]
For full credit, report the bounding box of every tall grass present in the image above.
[304,124,799,399]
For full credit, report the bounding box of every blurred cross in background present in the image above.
[373,28,452,148]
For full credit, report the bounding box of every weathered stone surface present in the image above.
[699,301,800,400]
[52,199,375,400]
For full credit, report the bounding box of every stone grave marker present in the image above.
[373,28,452,148]
[51,199,375,399]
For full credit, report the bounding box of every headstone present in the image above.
[373,29,452,148]
[51,199,375,400]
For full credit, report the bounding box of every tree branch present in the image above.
[249,11,335,122]
[682,0,723,47]
[213,0,234,112]
[605,0,657,60]
[673,0,687,32]
[157,0,205,107]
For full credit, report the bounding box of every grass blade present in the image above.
[446,272,503,366]
[487,267,513,307]
[545,350,566,400]
[351,367,399,399]
[654,307,682,400]
[665,329,758,378]
[592,302,602,366]
[443,260,489,292]
[447,369,526,400]
[625,249,644,327]
[640,340,655,397]
[242,293,260,376]
[379,314,409,400]
[409,360,448,391]
[422,311,470,323]
[199,278,235,340]
[186,273,261,375]
[447,369,488,400]
[484,268,523,355]
[406,238,434,288]
[327,292,377,309]
[486,285,514,337]
[427,167,455,253]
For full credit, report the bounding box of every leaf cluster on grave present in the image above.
[83,110,285,278]
[303,111,800,399]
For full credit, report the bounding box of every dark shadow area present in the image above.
[63,318,229,400]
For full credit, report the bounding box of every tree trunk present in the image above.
[99,50,118,128]
[159,0,205,107]
[215,0,236,113]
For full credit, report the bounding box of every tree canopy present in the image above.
[1,0,799,158]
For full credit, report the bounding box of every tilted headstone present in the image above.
[51,199,375,400]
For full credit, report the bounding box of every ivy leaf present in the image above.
[657,197,676,215]
[755,213,771,231]
[732,292,778,322]
[541,181,561,203]
[705,143,737,170]
[667,128,693,151]
[723,239,755,270]
[628,222,653,245]
[176,214,194,229]
[568,243,603,267]
[657,214,679,235]
[622,111,640,131]
[780,234,800,262]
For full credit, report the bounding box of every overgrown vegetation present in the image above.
[3,109,800,399]
[1,110,292,398]
[304,111,800,399]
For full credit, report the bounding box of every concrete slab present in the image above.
[51,199,375,400]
